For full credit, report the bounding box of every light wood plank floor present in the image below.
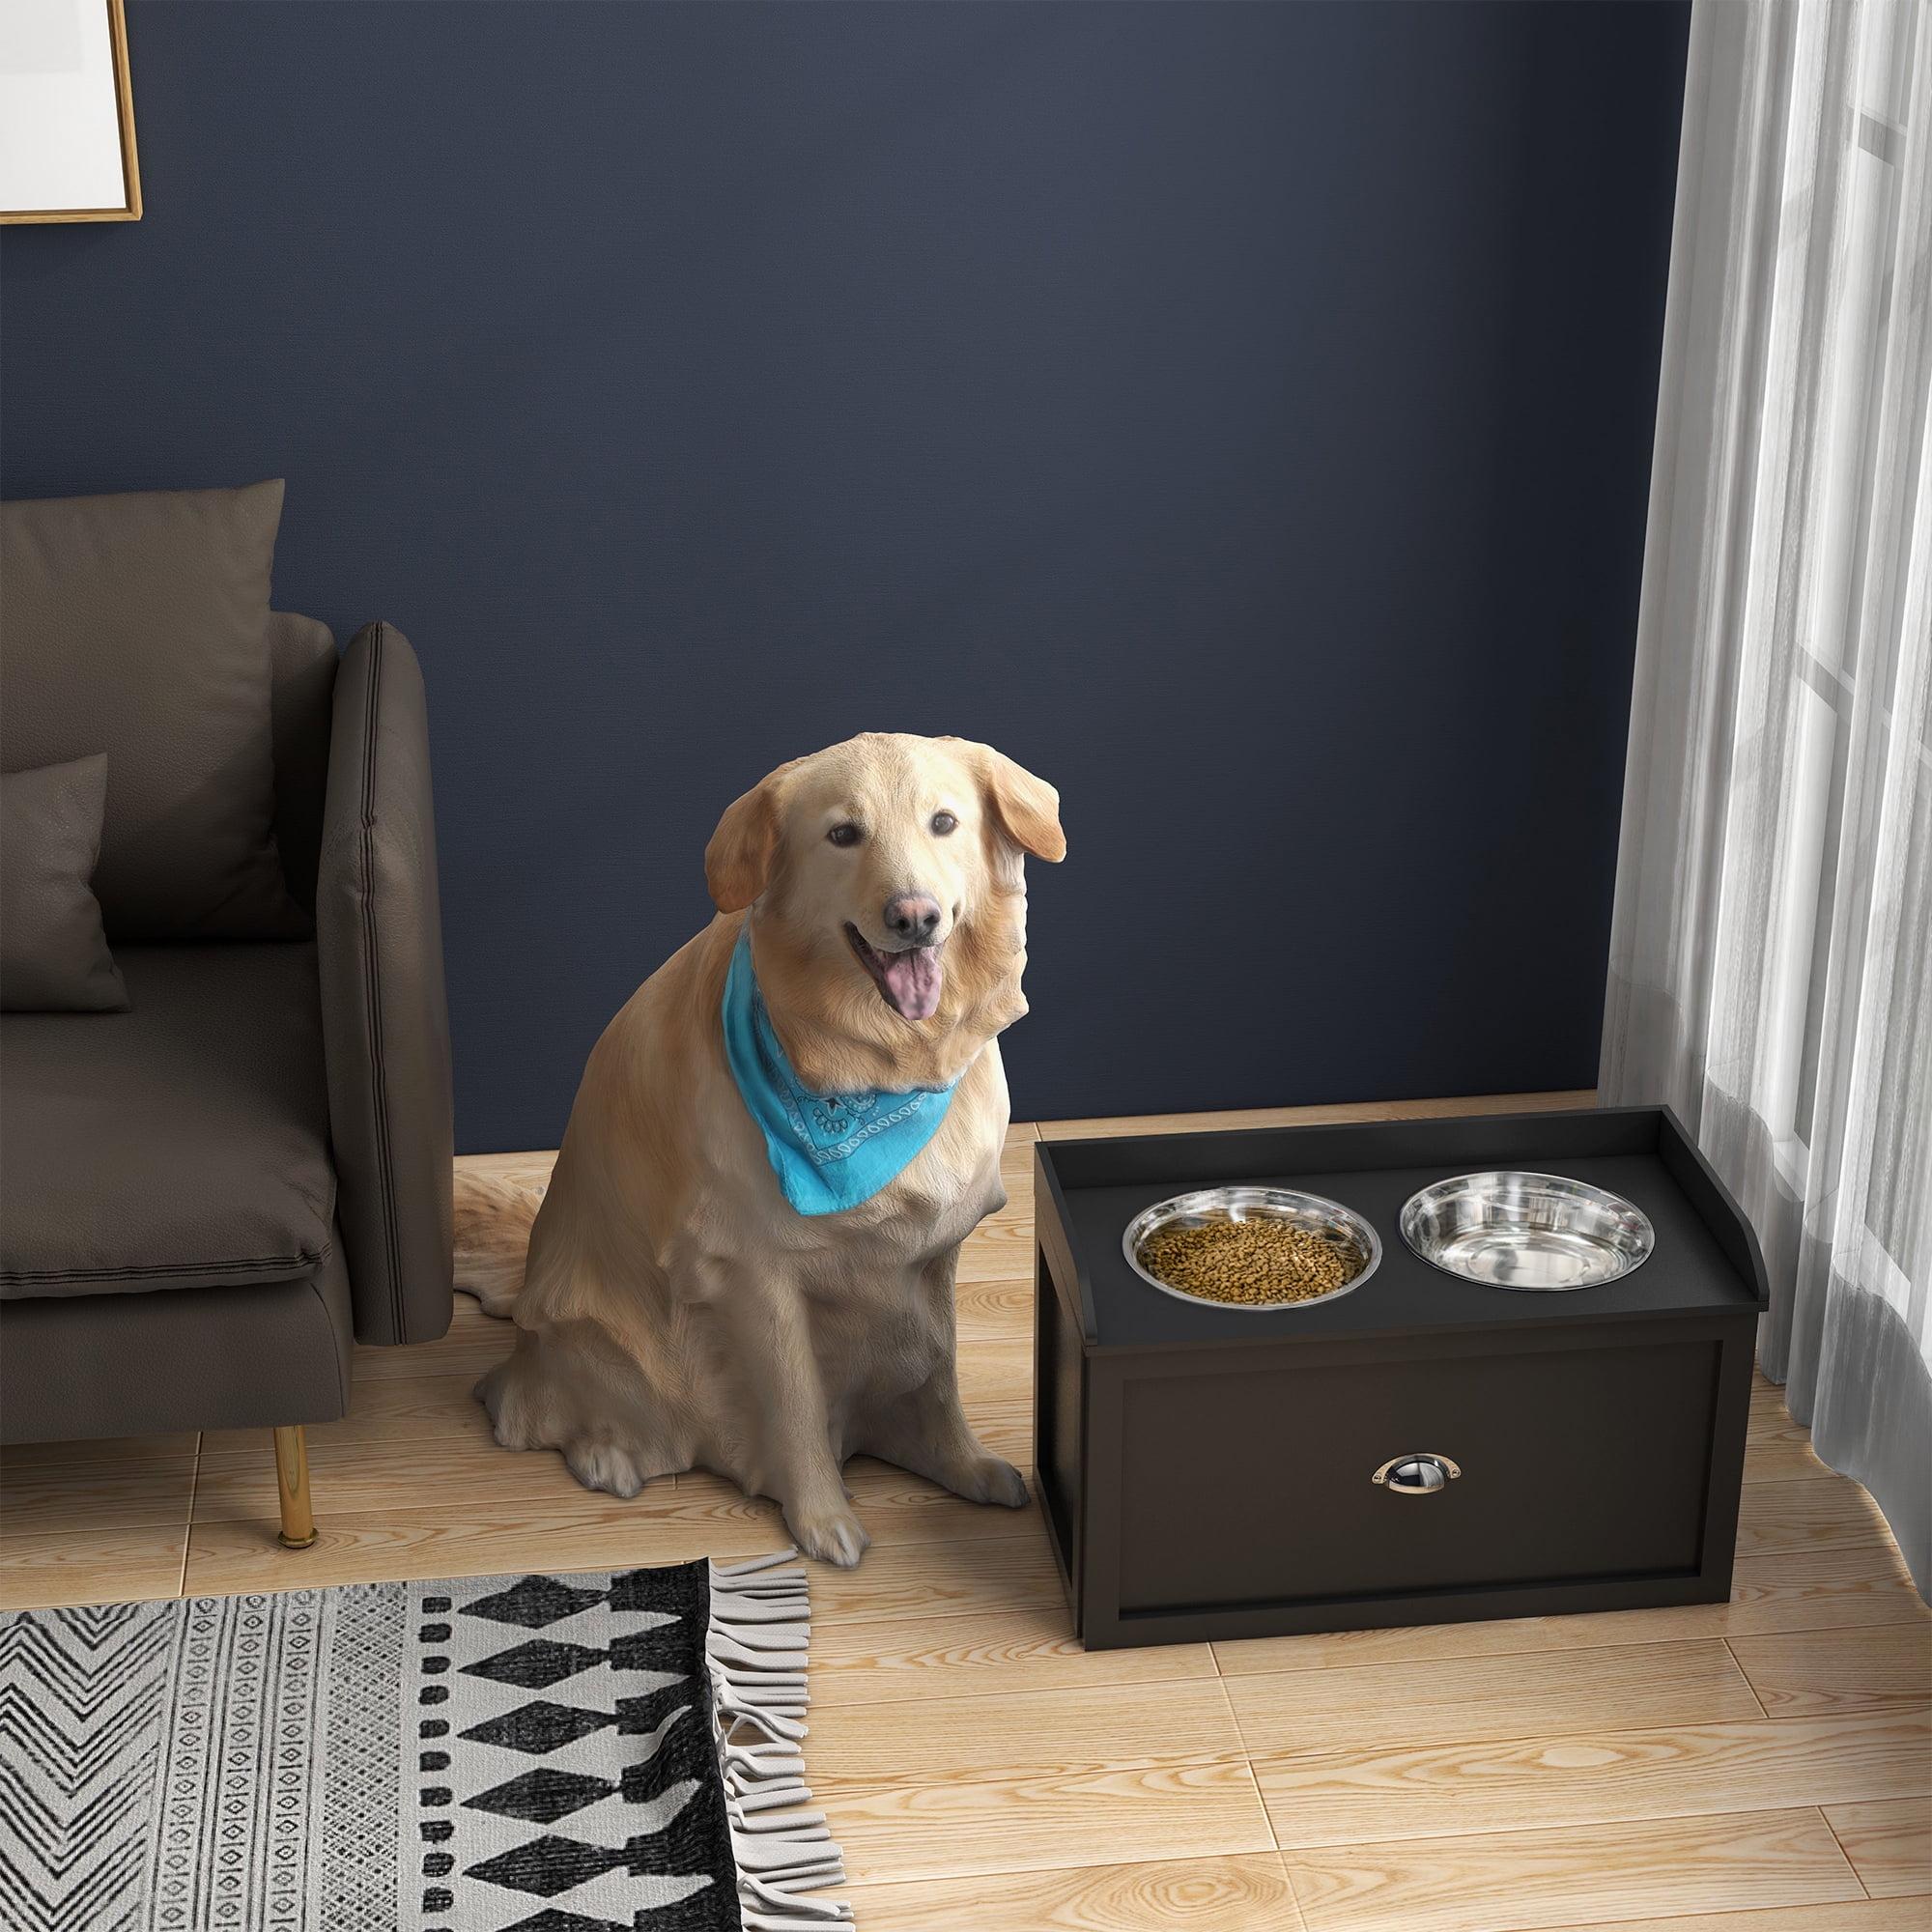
[4,1091,1927,1932]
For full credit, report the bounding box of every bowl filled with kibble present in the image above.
[1122,1185,1379,1312]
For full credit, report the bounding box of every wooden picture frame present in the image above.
[1,0,142,224]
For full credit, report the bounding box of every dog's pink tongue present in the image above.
[881,946,942,1021]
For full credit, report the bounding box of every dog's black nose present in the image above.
[883,893,942,943]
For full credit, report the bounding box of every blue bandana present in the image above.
[722,927,955,1215]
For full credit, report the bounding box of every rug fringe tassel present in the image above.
[708,1549,853,1928]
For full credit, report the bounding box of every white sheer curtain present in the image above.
[1603,0,1930,1592]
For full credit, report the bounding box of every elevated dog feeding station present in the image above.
[1033,1106,1768,1651]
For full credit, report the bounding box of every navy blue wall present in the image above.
[1,1,1688,1151]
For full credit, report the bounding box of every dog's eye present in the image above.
[930,811,958,836]
[827,822,863,848]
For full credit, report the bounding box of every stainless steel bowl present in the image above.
[1122,1186,1380,1312]
[1400,1172,1655,1290]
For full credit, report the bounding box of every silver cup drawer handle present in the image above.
[1372,1453,1462,1494]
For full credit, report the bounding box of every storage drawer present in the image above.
[1115,1338,1719,1615]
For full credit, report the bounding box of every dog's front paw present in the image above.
[787,1502,870,1569]
[964,1456,1029,1509]
[563,1439,647,1499]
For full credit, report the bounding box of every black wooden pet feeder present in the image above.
[1033,1106,1767,1650]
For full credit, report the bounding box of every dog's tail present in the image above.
[454,1165,546,1318]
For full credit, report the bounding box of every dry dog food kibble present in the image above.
[1137,1217,1359,1305]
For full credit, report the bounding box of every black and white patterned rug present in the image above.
[0,1550,849,1932]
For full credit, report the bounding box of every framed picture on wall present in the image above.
[0,0,141,223]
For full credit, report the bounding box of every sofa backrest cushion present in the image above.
[0,481,305,938]
[268,611,340,915]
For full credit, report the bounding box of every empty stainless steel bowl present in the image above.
[1122,1185,1381,1312]
[1400,1171,1655,1290]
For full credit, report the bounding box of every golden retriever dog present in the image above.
[466,732,1064,1566]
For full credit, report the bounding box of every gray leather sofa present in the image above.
[0,484,453,1548]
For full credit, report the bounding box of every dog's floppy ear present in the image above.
[959,741,1065,863]
[705,773,783,912]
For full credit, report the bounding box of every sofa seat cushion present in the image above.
[0,1234,354,1443]
[0,945,335,1298]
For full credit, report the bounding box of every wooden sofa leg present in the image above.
[273,1425,317,1549]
